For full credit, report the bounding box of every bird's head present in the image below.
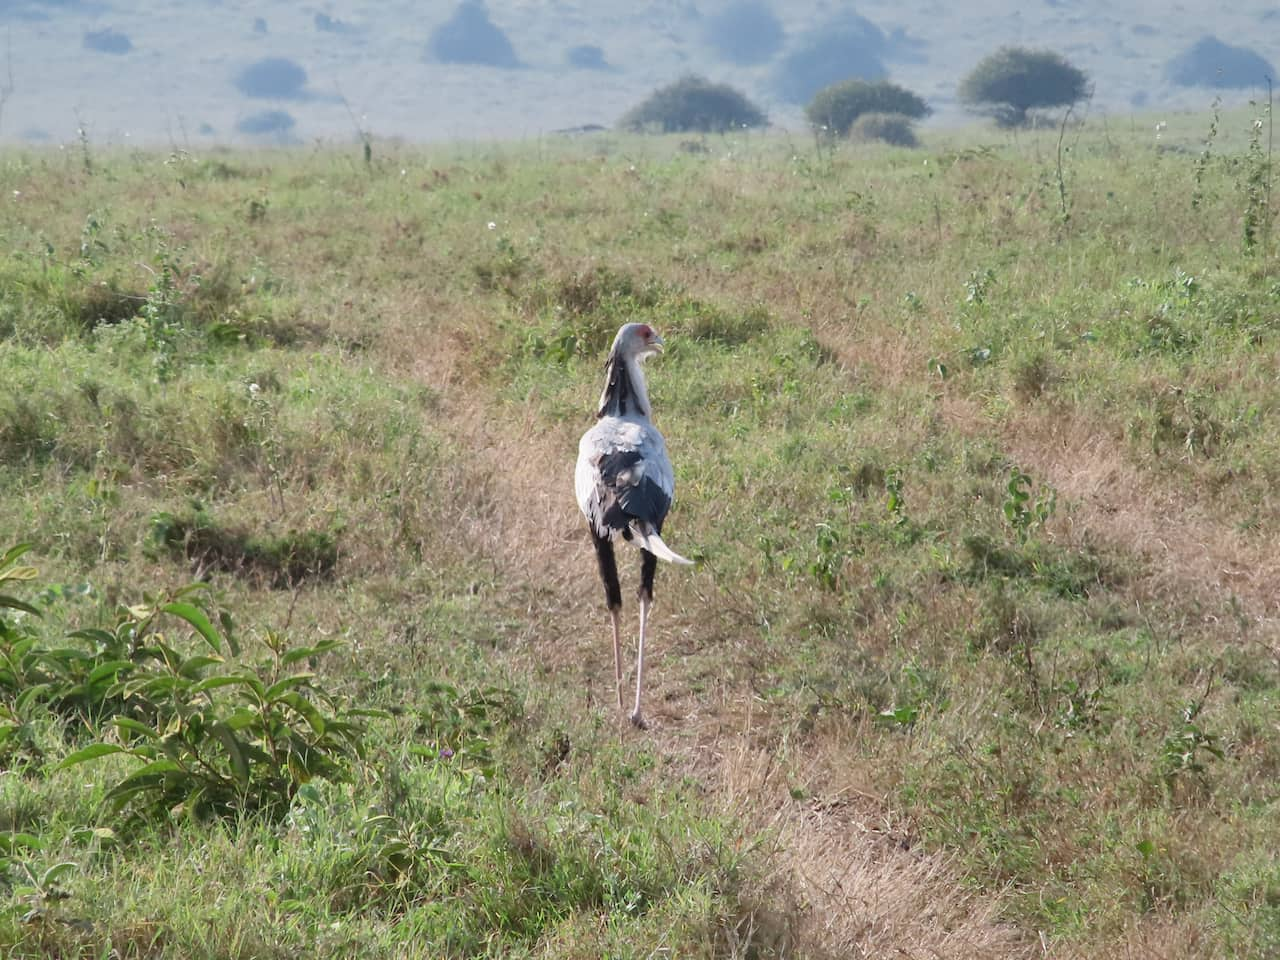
[610,323,664,363]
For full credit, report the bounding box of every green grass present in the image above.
[0,112,1278,956]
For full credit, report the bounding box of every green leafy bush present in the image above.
[849,111,919,147]
[59,621,371,826]
[619,75,767,134]
[1,545,376,828]
[958,46,1088,127]
[805,80,927,136]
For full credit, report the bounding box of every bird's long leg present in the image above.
[631,549,658,728]
[631,595,650,728]
[591,530,625,713]
[610,606,623,711]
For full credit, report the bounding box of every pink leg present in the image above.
[630,596,650,728]
[610,607,623,711]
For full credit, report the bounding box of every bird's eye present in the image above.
[637,324,653,339]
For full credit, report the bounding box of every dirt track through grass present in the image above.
[400,307,1041,958]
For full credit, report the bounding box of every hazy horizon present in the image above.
[0,0,1275,147]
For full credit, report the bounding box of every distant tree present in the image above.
[703,1,784,66]
[428,1,520,68]
[235,58,309,99]
[849,112,918,147]
[83,28,132,55]
[566,45,610,70]
[1166,36,1274,90]
[619,75,767,134]
[958,47,1088,127]
[773,17,887,104]
[805,79,927,136]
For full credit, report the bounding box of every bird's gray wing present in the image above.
[576,421,673,538]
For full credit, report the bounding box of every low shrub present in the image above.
[150,510,339,588]
[805,79,927,136]
[849,111,919,147]
[619,75,767,133]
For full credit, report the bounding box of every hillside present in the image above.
[1,112,1279,956]
[0,0,1279,143]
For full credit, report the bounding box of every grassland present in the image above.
[0,110,1277,958]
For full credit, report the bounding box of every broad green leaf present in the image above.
[104,762,183,808]
[14,684,52,713]
[160,601,222,653]
[0,596,41,617]
[40,861,78,887]
[211,723,250,787]
[112,717,160,740]
[68,628,117,647]
[0,544,34,570]
[275,691,326,735]
[58,743,127,768]
[0,832,45,853]
[265,674,315,700]
[192,674,266,700]
[177,655,224,679]
[86,659,134,685]
[70,826,116,845]
[280,640,342,666]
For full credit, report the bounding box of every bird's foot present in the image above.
[628,710,648,730]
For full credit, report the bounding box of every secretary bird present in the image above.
[575,322,692,728]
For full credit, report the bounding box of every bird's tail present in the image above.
[629,522,694,565]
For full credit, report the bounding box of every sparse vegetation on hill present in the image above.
[236,109,296,137]
[82,28,131,55]
[428,0,521,68]
[1,109,1280,956]
[702,0,785,66]
[774,16,889,104]
[234,57,309,99]
[959,46,1089,126]
[619,74,767,133]
[1167,35,1275,89]
[805,78,927,136]
[565,44,609,70]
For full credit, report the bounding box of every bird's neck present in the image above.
[597,353,651,420]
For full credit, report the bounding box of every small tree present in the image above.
[805,79,927,136]
[958,47,1087,127]
[619,75,767,134]
[850,112,918,147]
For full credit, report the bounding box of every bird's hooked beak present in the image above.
[649,332,665,354]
